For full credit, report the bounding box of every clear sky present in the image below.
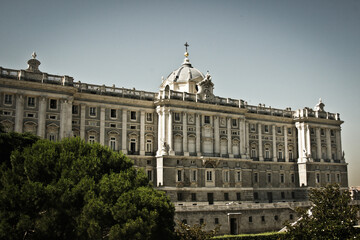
[1,0,359,185]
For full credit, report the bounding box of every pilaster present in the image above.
[272,125,277,161]
[183,112,189,156]
[239,118,246,157]
[14,94,24,132]
[258,123,263,161]
[196,114,201,156]
[214,115,220,155]
[316,127,322,161]
[167,110,174,155]
[121,109,127,154]
[80,104,86,139]
[227,117,233,158]
[100,106,105,145]
[284,126,289,162]
[140,111,145,155]
[326,128,332,162]
[37,96,46,138]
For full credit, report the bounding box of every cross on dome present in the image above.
[184,42,189,57]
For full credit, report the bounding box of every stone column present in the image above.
[121,109,127,154]
[37,96,46,138]
[196,114,201,156]
[183,112,188,156]
[316,128,322,161]
[156,107,163,156]
[168,110,174,155]
[80,104,86,139]
[214,116,220,156]
[284,126,289,162]
[227,117,233,158]
[258,123,263,161]
[140,111,145,155]
[326,128,332,162]
[305,124,311,159]
[336,128,342,162]
[100,106,105,145]
[66,98,73,137]
[14,94,24,132]
[59,99,66,139]
[272,125,277,161]
[295,122,306,162]
[240,118,246,157]
[245,122,250,158]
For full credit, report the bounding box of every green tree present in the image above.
[285,184,358,240]
[175,221,220,240]
[0,135,175,240]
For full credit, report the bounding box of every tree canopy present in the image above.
[285,184,359,240]
[0,133,175,240]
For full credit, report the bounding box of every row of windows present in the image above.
[315,173,341,183]
[72,105,154,122]
[182,214,294,225]
[3,94,57,109]
[250,124,293,135]
[253,173,296,184]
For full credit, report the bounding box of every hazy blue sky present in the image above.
[1,0,359,185]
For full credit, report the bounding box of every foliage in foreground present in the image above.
[285,184,358,240]
[175,221,220,240]
[0,134,175,240]
[213,231,285,240]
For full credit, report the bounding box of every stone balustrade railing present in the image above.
[294,107,340,121]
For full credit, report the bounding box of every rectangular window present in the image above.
[232,119,238,127]
[174,112,181,122]
[49,133,56,142]
[291,174,295,183]
[261,216,265,222]
[291,192,295,199]
[254,192,259,200]
[224,171,229,182]
[191,193,196,201]
[267,173,272,183]
[110,123,116,128]
[280,174,285,183]
[310,128,315,135]
[72,105,78,114]
[50,99,57,109]
[278,151,283,160]
[236,171,241,182]
[146,112,153,122]
[215,218,219,224]
[254,173,258,183]
[277,127,282,134]
[337,174,340,183]
[316,173,320,183]
[89,135,95,144]
[192,170,197,181]
[4,94,12,105]
[130,111,136,120]
[147,170,152,181]
[327,173,330,182]
[250,124,255,132]
[200,219,204,225]
[224,193,229,201]
[204,115,210,124]
[89,107,96,116]
[27,97,35,107]
[206,170,212,181]
[281,192,285,199]
[110,109,117,118]
[110,137,116,150]
[177,170,182,182]
[236,192,241,201]
[177,192,183,201]
[264,125,269,133]
[26,113,35,118]
[249,216,253,223]
[321,129,325,136]
[288,128,292,135]
[331,130,335,136]
[146,139,153,152]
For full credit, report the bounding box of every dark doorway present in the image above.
[230,218,237,235]
[207,193,214,205]
[267,192,273,203]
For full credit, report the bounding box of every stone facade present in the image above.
[0,50,347,235]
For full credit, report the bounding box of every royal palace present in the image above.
[0,47,347,234]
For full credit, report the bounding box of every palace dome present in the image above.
[160,51,205,94]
